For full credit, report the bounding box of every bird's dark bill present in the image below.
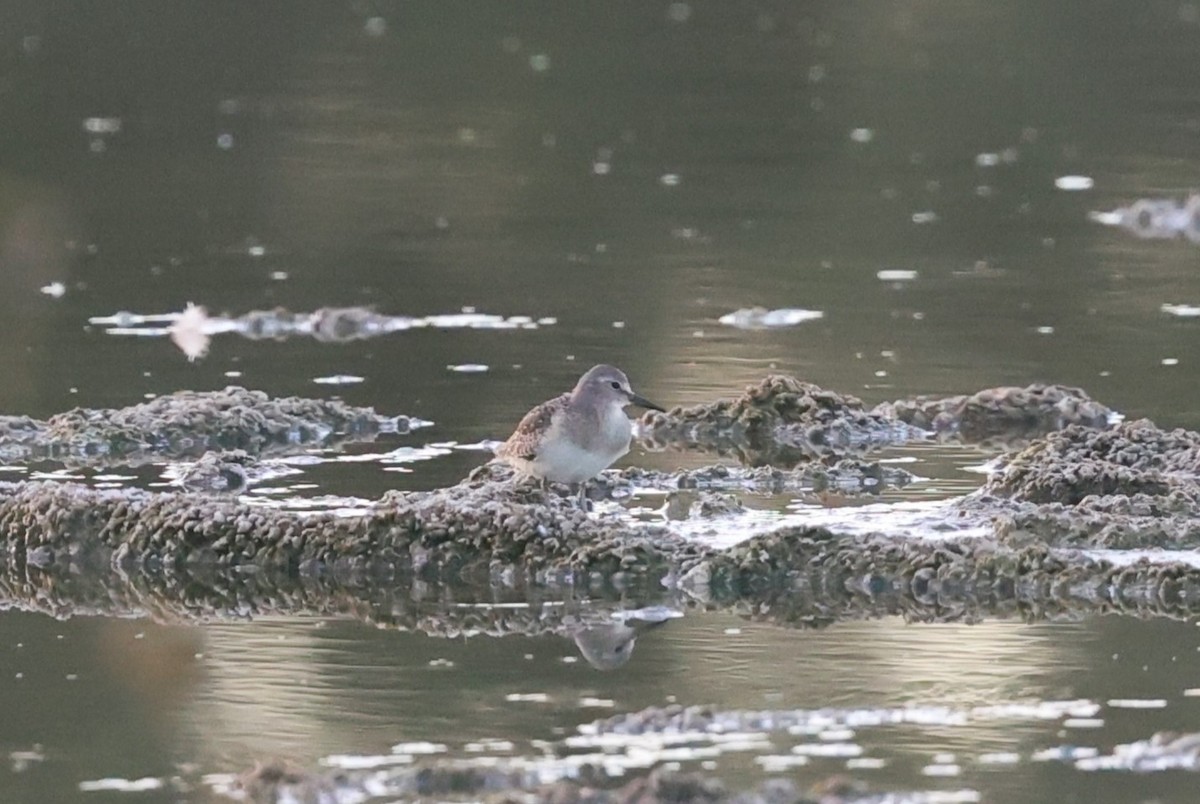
[628,393,666,413]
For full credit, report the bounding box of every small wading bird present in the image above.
[496,364,665,507]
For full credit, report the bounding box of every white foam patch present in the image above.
[1055,175,1094,191]
[922,763,961,776]
[846,757,888,769]
[241,493,373,516]
[390,741,448,754]
[675,498,991,551]
[1106,699,1168,709]
[1162,303,1200,318]
[334,445,453,465]
[78,777,164,792]
[312,374,365,385]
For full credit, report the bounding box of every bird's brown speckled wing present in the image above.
[498,393,569,461]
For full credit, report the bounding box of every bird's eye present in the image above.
[610,381,621,390]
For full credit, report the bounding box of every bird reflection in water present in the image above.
[571,617,671,670]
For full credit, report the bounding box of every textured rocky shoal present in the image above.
[965,418,1200,549]
[225,760,930,804]
[638,375,1114,465]
[0,386,421,467]
[0,376,1195,628]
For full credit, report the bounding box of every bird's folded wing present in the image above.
[501,394,567,461]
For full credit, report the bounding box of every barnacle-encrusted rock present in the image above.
[928,419,1200,550]
[640,377,1119,467]
[4,476,1200,635]
[640,375,922,466]
[0,379,1197,632]
[0,386,421,466]
[173,450,254,493]
[0,472,695,577]
[985,419,1199,504]
[875,383,1114,445]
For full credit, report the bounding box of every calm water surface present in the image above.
[1,2,1199,802]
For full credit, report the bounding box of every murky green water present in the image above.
[2,2,1200,801]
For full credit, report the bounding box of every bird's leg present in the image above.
[577,481,590,512]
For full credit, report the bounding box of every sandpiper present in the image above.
[496,364,665,505]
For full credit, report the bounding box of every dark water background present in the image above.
[1,2,1199,801]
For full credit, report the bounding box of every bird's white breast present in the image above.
[532,403,632,484]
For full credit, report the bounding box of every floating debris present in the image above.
[312,374,365,385]
[1055,175,1094,191]
[877,269,918,282]
[78,777,163,792]
[718,307,824,329]
[168,302,217,361]
[39,282,66,299]
[91,305,554,359]
[1162,303,1200,318]
[448,363,489,373]
[81,116,121,135]
[1106,699,1168,709]
[9,749,45,773]
[1089,194,1200,242]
